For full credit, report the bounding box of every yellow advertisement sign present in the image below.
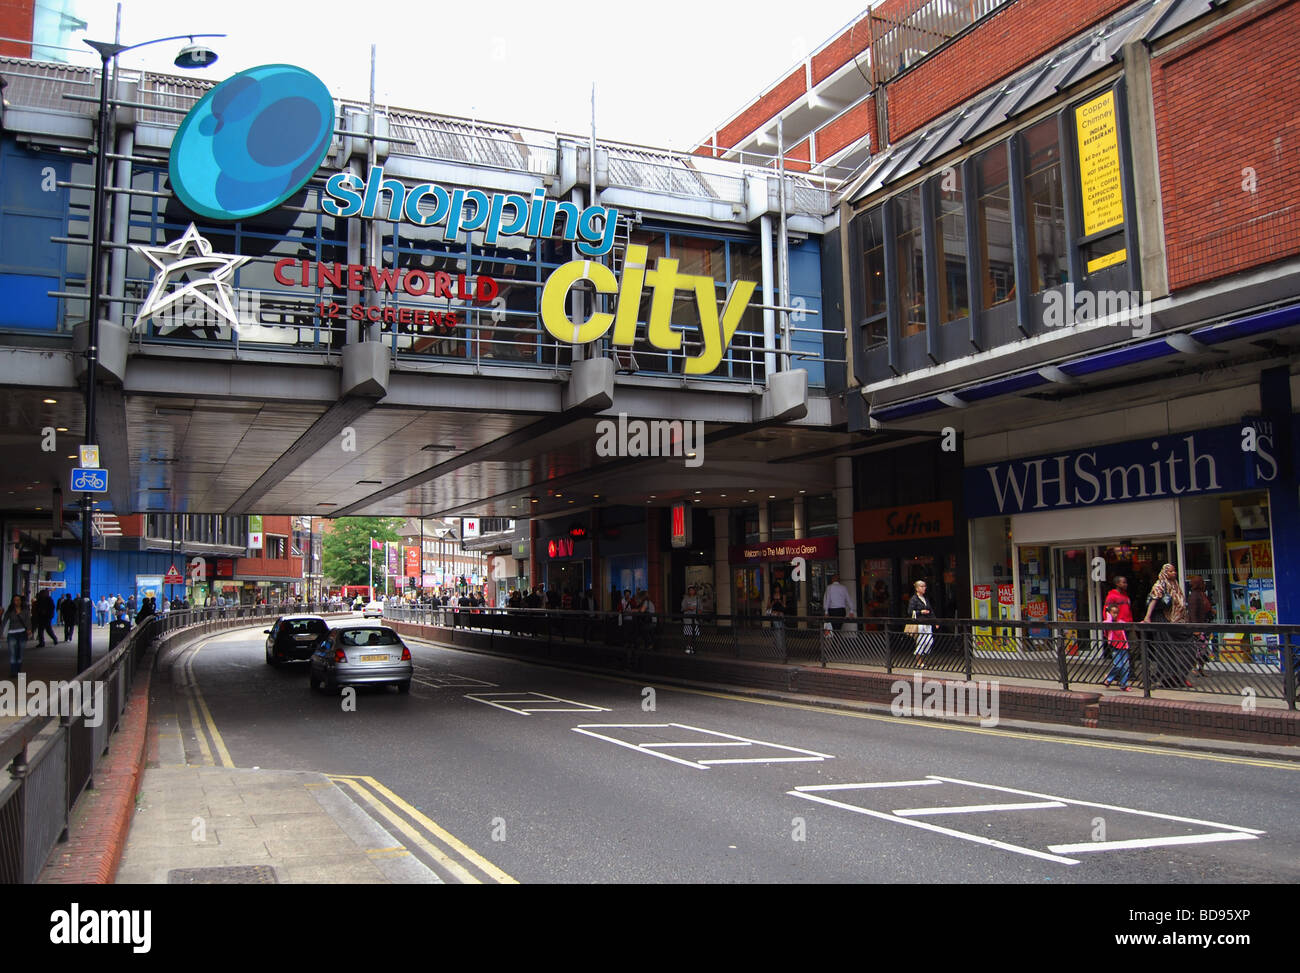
[1075,90,1125,237]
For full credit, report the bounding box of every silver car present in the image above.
[309,623,413,694]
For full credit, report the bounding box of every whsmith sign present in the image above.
[965,423,1280,518]
[167,64,756,372]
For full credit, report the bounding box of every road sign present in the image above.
[164,564,184,584]
[71,468,108,493]
[79,445,100,468]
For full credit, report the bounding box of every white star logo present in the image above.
[132,224,249,335]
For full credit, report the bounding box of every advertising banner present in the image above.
[404,546,420,577]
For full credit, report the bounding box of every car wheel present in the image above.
[398,679,411,694]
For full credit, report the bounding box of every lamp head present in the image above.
[175,43,218,69]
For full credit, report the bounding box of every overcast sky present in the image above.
[64,0,869,151]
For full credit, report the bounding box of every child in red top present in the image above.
[1103,603,1130,689]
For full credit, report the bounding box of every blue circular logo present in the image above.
[169,64,335,222]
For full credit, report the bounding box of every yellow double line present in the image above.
[328,774,517,884]
[175,641,234,768]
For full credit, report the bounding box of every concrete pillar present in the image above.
[836,456,856,612]
[758,501,770,543]
[794,494,808,617]
[712,508,731,618]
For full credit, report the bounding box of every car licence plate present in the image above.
[360,654,389,662]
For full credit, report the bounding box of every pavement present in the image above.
[18,615,1299,884]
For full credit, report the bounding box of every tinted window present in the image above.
[285,619,328,636]
[339,629,400,647]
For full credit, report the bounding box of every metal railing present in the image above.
[380,607,1298,707]
[0,601,335,883]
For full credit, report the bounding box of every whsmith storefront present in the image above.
[965,421,1288,655]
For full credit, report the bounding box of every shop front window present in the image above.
[933,168,970,324]
[859,207,887,348]
[733,565,763,617]
[1021,116,1068,294]
[895,186,925,338]
[976,144,1014,309]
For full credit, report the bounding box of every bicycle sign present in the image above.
[71,468,108,493]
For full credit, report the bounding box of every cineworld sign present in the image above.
[169,64,756,372]
[964,422,1280,518]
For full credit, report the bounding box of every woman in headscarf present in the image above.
[1142,562,1191,688]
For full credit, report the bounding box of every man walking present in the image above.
[823,574,855,630]
[33,588,58,646]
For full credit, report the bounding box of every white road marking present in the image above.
[894,801,1066,816]
[793,780,941,792]
[572,723,833,769]
[571,727,708,769]
[788,789,1081,865]
[465,691,610,715]
[788,775,1265,864]
[1049,833,1260,854]
[926,775,1266,835]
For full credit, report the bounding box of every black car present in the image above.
[265,614,330,665]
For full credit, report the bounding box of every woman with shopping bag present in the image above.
[906,580,934,669]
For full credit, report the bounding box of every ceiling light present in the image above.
[694,490,701,494]
[67,455,76,459]
[530,498,538,503]
[43,398,56,404]
[56,426,68,432]
[769,495,776,499]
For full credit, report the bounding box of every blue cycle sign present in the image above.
[71,468,108,493]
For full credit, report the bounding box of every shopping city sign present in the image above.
[170,64,336,222]
[542,245,756,375]
[168,64,757,371]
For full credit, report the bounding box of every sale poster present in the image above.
[1056,588,1078,655]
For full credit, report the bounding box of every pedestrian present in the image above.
[637,589,657,650]
[1185,575,1215,676]
[907,579,935,668]
[3,595,32,677]
[96,594,109,626]
[1142,562,1191,688]
[767,591,786,656]
[33,588,58,646]
[681,584,701,654]
[823,573,855,629]
[58,592,77,642]
[1102,603,1131,690]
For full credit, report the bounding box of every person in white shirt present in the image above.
[823,574,855,630]
[681,585,701,654]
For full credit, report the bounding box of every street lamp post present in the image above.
[77,33,223,673]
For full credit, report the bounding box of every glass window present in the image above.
[769,499,794,540]
[806,494,837,537]
[894,186,925,338]
[933,169,970,323]
[859,207,886,348]
[1021,117,1067,293]
[976,143,1014,309]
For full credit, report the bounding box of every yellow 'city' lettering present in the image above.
[540,247,756,375]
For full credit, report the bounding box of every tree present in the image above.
[322,517,402,588]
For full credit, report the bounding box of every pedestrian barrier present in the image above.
[0,601,343,883]
[380,606,1299,707]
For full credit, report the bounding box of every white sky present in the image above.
[65,0,869,151]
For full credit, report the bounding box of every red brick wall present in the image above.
[887,0,1130,141]
[718,67,807,149]
[816,98,877,160]
[1153,0,1300,291]
[0,0,34,58]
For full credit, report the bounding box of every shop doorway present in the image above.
[1046,540,1173,623]
[546,561,587,600]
